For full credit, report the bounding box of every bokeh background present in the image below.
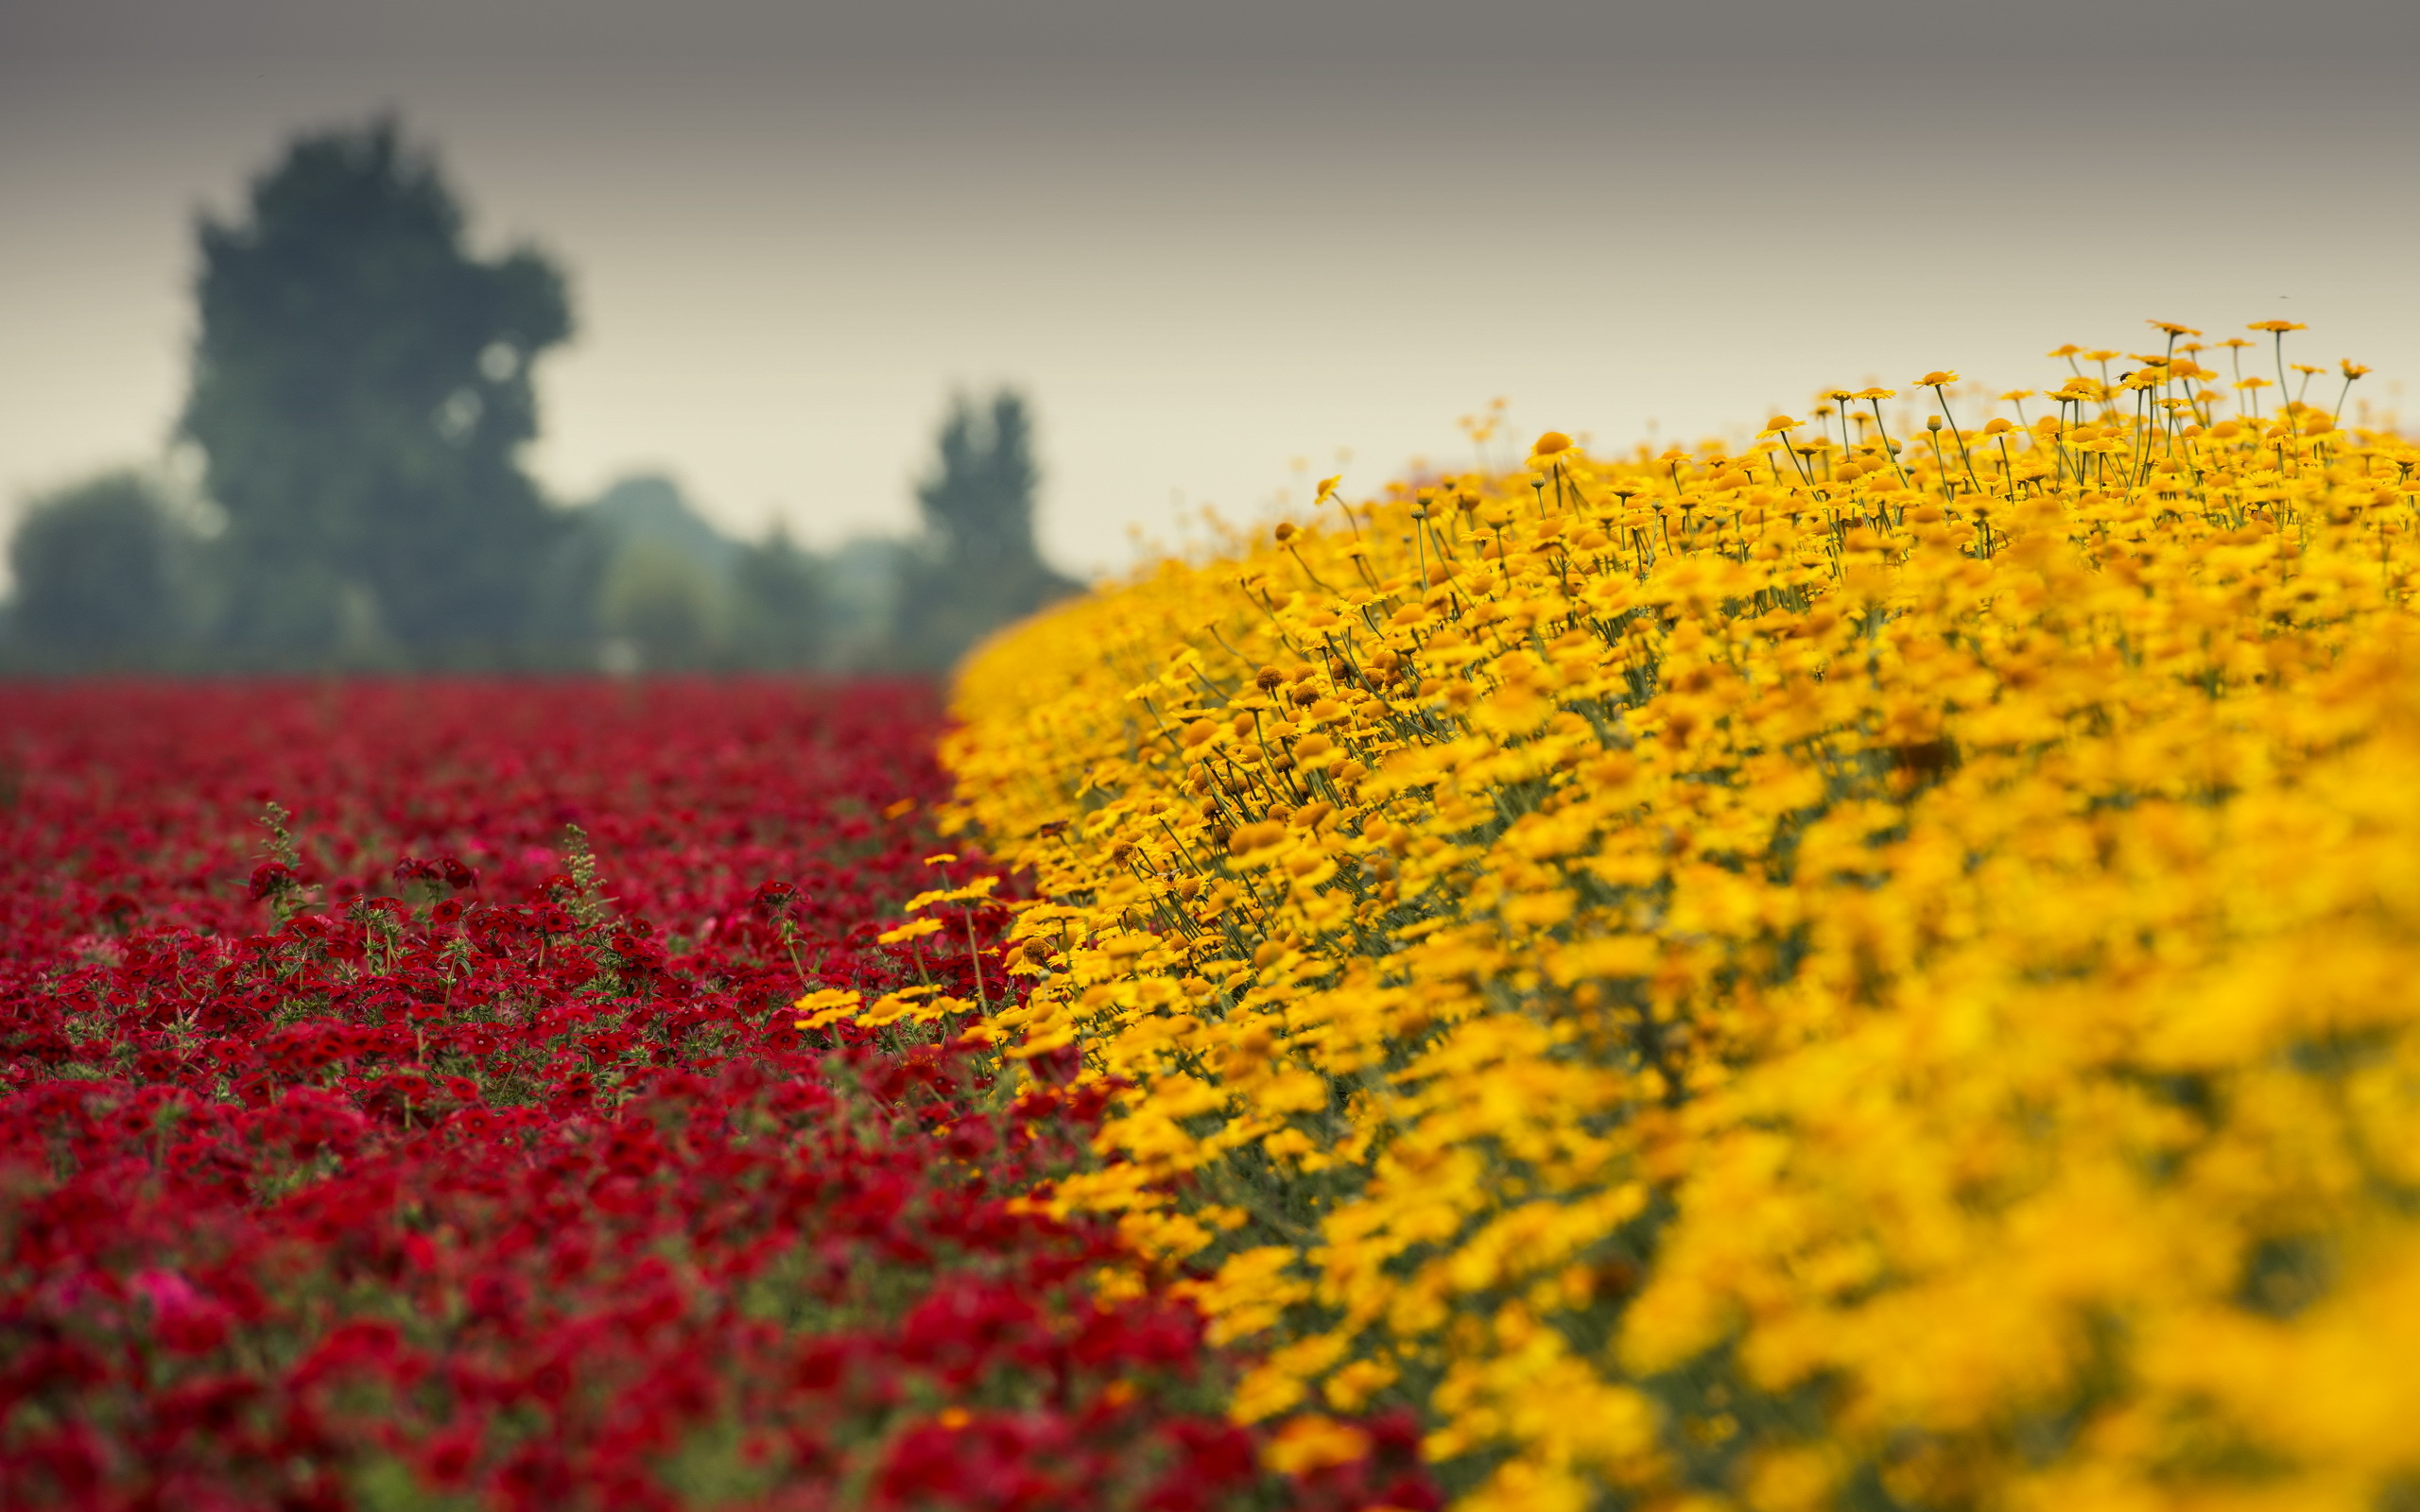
[5,0,2416,666]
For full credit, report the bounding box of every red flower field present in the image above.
[0,680,1434,1512]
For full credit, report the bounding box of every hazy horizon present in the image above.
[8,0,2417,579]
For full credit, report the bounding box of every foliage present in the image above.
[600,542,728,670]
[923,329,2420,1508]
[0,679,1436,1510]
[2,471,202,669]
[893,391,1080,673]
[731,526,831,671]
[575,476,831,673]
[181,117,573,665]
[588,476,744,586]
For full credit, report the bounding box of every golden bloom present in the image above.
[1531,431,1574,457]
[2248,319,2308,333]
[1228,820,1290,867]
[793,988,864,1029]
[928,318,2420,1512]
[1263,1416,1374,1475]
[1913,370,1959,387]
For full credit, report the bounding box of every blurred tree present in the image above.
[892,390,1079,672]
[523,511,618,667]
[730,524,826,669]
[821,537,911,671]
[4,472,199,669]
[182,117,572,665]
[599,543,722,671]
[586,475,740,583]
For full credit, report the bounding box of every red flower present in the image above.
[0,679,1435,1512]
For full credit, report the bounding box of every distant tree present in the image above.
[522,512,618,667]
[182,117,572,664]
[4,472,197,668]
[730,524,825,669]
[585,475,740,584]
[599,544,722,671]
[892,390,1079,672]
[821,537,911,671]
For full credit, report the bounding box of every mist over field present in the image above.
[6,0,2417,597]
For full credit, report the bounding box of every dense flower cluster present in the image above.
[933,332,2420,1507]
[0,680,1432,1511]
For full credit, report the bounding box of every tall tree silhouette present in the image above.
[893,390,1078,671]
[182,118,571,664]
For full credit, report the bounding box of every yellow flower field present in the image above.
[929,327,2420,1508]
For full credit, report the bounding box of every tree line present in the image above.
[1,120,1077,676]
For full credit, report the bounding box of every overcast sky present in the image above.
[6,0,2416,576]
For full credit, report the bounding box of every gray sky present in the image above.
[5,0,2416,576]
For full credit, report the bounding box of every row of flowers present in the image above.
[0,680,1434,1510]
[921,329,2420,1509]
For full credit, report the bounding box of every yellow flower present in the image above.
[907,875,999,911]
[1263,1415,1373,1475]
[792,988,863,1029]
[1228,820,1292,868]
[923,317,2420,1512]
